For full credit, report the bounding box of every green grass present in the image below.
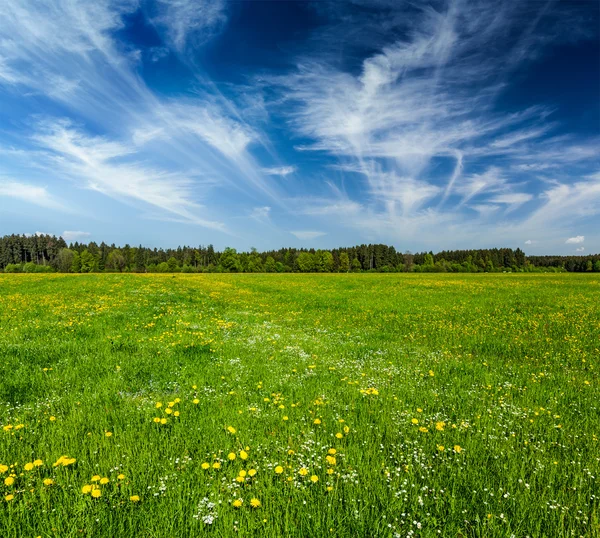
[0,273,598,537]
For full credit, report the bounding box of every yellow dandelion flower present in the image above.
[343,426,350,434]
[326,455,336,465]
[100,477,109,485]
[174,411,180,417]
[417,408,423,413]
[91,489,101,498]
[160,418,167,425]
[419,427,428,433]
[165,408,173,415]
[33,460,43,467]
[454,445,462,453]
[174,398,181,404]
[212,462,221,469]
[5,494,14,502]
[240,450,248,460]
[43,478,54,486]
[313,419,322,425]
[82,485,92,494]
[437,445,445,452]
[0,464,8,473]
[227,452,236,461]
[326,486,333,492]
[235,476,245,483]
[310,475,319,483]
[248,469,257,477]
[153,417,160,423]
[193,399,200,405]
[429,370,435,377]
[227,426,236,434]
[327,468,334,475]
[117,474,125,480]
[91,475,101,482]
[49,416,56,422]
[130,495,140,502]
[233,499,243,508]
[201,462,210,470]
[411,418,419,424]
[274,465,283,474]
[283,416,289,421]
[155,402,162,408]
[24,463,34,471]
[250,498,261,508]
[4,477,15,486]
[299,468,309,476]
[238,470,247,478]
[328,448,336,455]
[335,433,343,439]
[105,432,112,437]
[435,422,445,431]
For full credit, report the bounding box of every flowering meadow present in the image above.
[0,273,598,537]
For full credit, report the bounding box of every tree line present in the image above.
[1,234,599,273]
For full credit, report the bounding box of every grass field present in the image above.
[0,274,598,537]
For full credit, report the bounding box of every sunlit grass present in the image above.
[0,273,598,537]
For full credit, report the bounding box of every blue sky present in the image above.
[0,0,598,254]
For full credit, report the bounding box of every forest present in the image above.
[1,233,599,273]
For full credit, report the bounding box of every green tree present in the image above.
[134,245,145,272]
[167,257,179,272]
[315,250,334,272]
[296,252,315,272]
[70,252,81,273]
[54,248,74,273]
[594,260,600,272]
[79,250,96,273]
[265,256,276,273]
[338,252,350,272]
[219,248,241,272]
[351,258,362,272]
[106,251,127,272]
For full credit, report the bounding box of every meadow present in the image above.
[0,273,598,538]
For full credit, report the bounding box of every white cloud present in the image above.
[250,206,271,221]
[0,0,282,219]
[0,179,64,210]
[290,231,327,240]
[262,166,297,177]
[576,247,585,252]
[150,0,227,51]
[525,239,532,245]
[63,231,90,241]
[566,235,585,244]
[490,193,533,205]
[31,121,225,230]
